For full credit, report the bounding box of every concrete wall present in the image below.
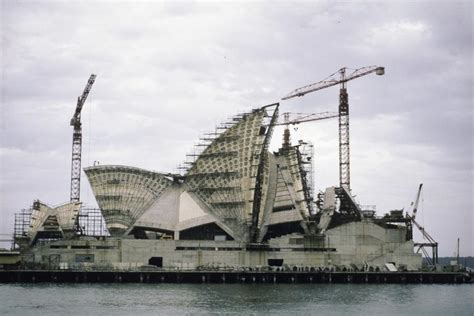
[324,221,421,269]
[29,220,421,271]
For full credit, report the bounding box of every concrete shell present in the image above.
[84,165,173,236]
[257,148,310,241]
[184,108,272,240]
[28,201,81,242]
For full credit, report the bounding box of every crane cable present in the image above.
[421,189,425,240]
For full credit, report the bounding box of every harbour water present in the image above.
[1,283,473,315]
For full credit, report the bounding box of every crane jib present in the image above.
[70,74,96,202]
[71,74,97,123]
[282,66,384,100]
[281,65,384,192]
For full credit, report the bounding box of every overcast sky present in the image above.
[1,0,472,256]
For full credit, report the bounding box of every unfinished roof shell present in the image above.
[28,200,81,244]
[84,165,173,236]
[184,105,279,240]
[82,104,313,242]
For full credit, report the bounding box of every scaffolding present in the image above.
[13,205,108,246]
[183,104,280,241]
[77,207,108,237]
[14,208,32,239]
[12,208,32,249]
[298,141,315,203]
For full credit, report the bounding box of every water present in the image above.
[1,283,472,315]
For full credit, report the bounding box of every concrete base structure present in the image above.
[27,220,421,271]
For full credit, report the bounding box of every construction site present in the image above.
[3,66,459,283]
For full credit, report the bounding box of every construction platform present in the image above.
[0,270,471,284]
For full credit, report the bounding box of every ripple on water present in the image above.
[0,283,473,315]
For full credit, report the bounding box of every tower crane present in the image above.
[70,74,97,202]
[282,66,385,191]
[273,111,339,149]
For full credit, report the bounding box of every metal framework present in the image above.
[282,66,384,191]
[70,74,97,202]
[338,77,350,190]
[415,242,439,266]
[77,207,108,236]
[335,186,362,220]
[14,209,32,239]
[412,217,439,265]
[405,183,438,265]
[406,183,423,240]
[183,104,281,241]
[12,205,107,248]
[282,112,291,149]
[274,111,338,151]
[297,141,315,214]
[273,111,339,126]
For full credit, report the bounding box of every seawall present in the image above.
[0,270,471,284]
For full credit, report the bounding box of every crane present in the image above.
[411,183,423,222]
[411,217,438,265]
[405,183,438,265]
[406,183,423,240]
[70,74,97,202]
[273,111,339,149]
[274,111,339,126]
[282,66,385,191]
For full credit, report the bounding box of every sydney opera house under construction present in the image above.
[12,103,422,271]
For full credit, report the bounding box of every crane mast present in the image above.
[70,74,97,202]
[339,68,352,190]
[283,66,384,191]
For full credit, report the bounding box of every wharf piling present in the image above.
[0,270,471,284]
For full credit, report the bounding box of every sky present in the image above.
[0,0,472,256]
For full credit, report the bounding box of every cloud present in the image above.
[0,0,472,255]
